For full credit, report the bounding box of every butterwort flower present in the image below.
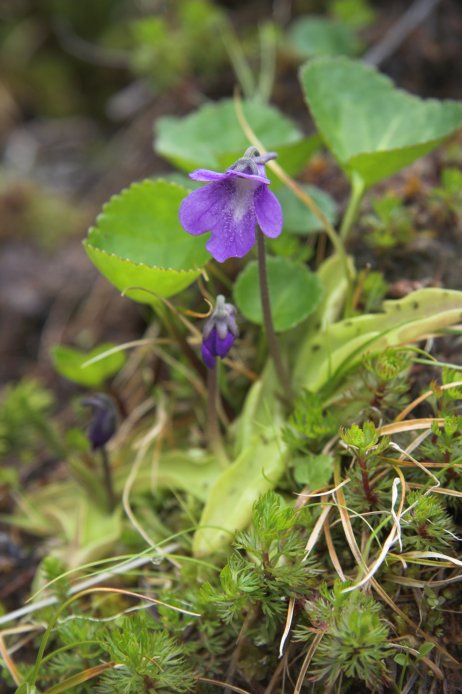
[82,394,117,450]
[179,146,283,263]
[201,295,238,369]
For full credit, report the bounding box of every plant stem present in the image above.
[340,173,366,242]
[358,456,378,507]
[222,29,255,100]
[256,227,292,398]
[100,446,116,512]
[207,365,228,467]
[233,92,354,287]
[257,23,277,102]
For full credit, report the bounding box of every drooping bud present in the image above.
[201,295,238,369]
[81,393,117,450]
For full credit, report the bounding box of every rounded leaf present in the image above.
[84,180,210,304]
[289,17,361,59]
[300,57,462,187]
[155,98,319,178]
[51,343,126,388]
[234,256,322,332]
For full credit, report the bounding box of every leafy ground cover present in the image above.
[1,1,462,692]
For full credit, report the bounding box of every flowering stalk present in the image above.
[82,394,117,512]
[256,227,291,399]
[100,445,116,512]
[200,295,238,466]
[207,364,228,468]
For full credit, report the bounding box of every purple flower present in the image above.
[201,295,238,368]
[179,147,283,263]
[82,394,117,450]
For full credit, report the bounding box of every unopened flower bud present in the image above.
[82,393,117,450]
[201,295,238,369]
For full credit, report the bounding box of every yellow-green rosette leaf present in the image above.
[84,179,209,305]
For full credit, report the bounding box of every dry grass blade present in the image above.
[389,442,440,488]
[332,462,459,665]
[74,587,201,617]
[398,551,462,568]
[279,596,295,658]
[378,418,444,435]
[333,460,366,568]
[197,677,252,693]
[323,510,346,581]
[264,649,289,694]
[383,573,462,588]
[342,475,404,593]
[43,662,116,693]
[408,482,462,498]
[0,634,22,686]
[303,504,331,559]
[293,631,325,694]
[122,397,176,556]
[395,380,462,422]
[81,338,168,368]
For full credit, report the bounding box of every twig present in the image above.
[364,0,440,67]
[53,18,130,69]
[0,550,178,627]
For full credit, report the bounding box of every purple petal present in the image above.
[215,332,235,358]
[226,169,270,185]
[179,176,261,262]
[189,169,229,182]
[206,204,256,262]
[254,186,283,239]
[201,341,216,369]
[179,182,228,236]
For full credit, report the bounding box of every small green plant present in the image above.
[402,491,457,551]
[296,584,393,689]
[364,193,415,248]
[430,166,462,223]
[0,379,63,465]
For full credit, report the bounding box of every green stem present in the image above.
[100,446,116,512]
[257,23,277,102]
[222,29,255,100]
[340,174,366,242]
[256,227,292,399]
[207,365,228,467]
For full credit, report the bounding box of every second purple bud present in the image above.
[201,295,239,369]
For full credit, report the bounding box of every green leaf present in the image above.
[394,653,409,667]
[51,343,126,388]
[234,256,322,332]
[155,98,319,178]
[293,453,334,488]
[330,0,376,29]
[278,183,337,234]
[419,642,435,658]
[289,17,361,59]
[84,180,209,305]
[294,288,462,393]
[193,364,286,557]
[300,57,462,187]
